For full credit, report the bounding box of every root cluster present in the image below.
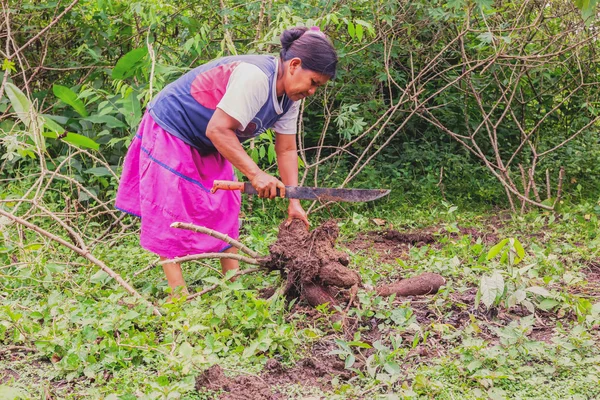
[259,220,445,308]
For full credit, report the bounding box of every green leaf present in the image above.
[479,272,504,308]
[355,19,375,37]
[384,361,401,375]
[83,114,127,128]
[23,243,43,251]
[538,298,560,311]
[267,143,276,164]
[84,167,112,177]
[344,353,355,369]
[355,24,364,41]
[112,47,149,80]
[53,85,88,117]
[119,91,142,129]
[179,341,194,358]
[513,238,525,263]
[213,304,227,318]
[348,341,372,349]
[62,133,100,150]
[90,270,110,284]
[5,82,33,126]
[2,58,16,73]
[477,32,494,44]
[487,239,509,260]
[526,286,551,297]
[347,21,355,39]
[42,115,65,135]
[242,341,259,358]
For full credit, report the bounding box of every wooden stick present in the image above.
[528,167,542,202]
[553,167,565,208]
[0,209,162,317]
[546,168,551,200]
[133,262,159,277]
[170,222,260,258]
[0,346,37,354]
[160,253,259,266]
[519,164,529,214]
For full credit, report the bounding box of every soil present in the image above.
[258,220,445,309]
[0,368,19,384]
[195,355,349,399]
[197,217,575,398]
[585,260,600,283]
[346,224,499,264]
[259,219,358,289]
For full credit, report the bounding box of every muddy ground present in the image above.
[195,355,348,400]
[346,225,499,264]
[196,218,600,398]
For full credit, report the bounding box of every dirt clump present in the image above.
[383,230,435,244]
[196,356,350,399]
[259,220,445,308]
[259,220,360,307]
[376,272,446,297]
[195,365,275,400]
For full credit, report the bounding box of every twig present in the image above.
[546,168,551,200]
[160,253,259,266]
[0,209,161,317]
[528,168,542,203]
[553,167,565,208]
[14,0,80,56]
[0,346,37,354]
[133,261,160,277]
[170,222,260,258]
[519,164,529,214]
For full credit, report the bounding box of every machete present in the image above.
[211,180,390,202]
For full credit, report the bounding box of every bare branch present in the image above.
[170,222,260,258]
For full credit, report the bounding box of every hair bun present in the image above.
[280,27,309,52]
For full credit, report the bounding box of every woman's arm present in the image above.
[275,133,299,187]
[207,109,285,198]
[275,133,309,227]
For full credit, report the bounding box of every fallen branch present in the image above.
[170,222,260,258]
[160,252,259,266]
[0,345,37,354]
[0,208,162,317]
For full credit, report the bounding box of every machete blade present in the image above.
[243,183,390,202]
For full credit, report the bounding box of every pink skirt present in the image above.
[115,113,241,258]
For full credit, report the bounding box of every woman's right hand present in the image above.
[250,171,286,199]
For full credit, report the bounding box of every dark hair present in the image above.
[280,26,338,79]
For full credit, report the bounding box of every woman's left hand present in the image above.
[286,199,309,229]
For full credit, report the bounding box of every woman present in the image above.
[115,26,337,294]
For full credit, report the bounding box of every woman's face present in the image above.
[283,58,330,101]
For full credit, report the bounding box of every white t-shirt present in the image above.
[217,61,300,135]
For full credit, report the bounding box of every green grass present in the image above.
[1,193,599,399]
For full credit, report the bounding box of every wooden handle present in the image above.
[211,180,244,194]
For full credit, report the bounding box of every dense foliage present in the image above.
[2,0,599,206]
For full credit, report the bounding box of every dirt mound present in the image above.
[195,365,274,400]
[346,228,438,264]
[259,220,360,307]
[383,230,436,244]
[196,357,349,399]
[258,220,445,309]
